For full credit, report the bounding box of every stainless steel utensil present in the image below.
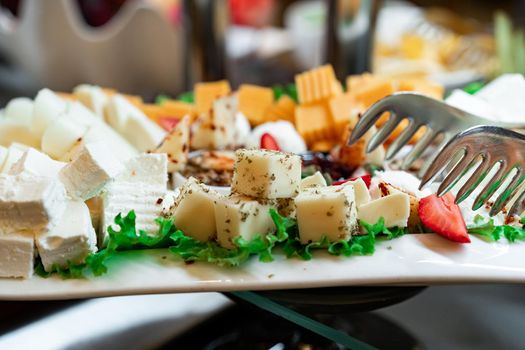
[347,92,525,175]
[419,126,525,218]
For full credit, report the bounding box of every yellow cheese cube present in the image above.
[295,64,342,105]
[265,95,296,123]
[194,80,231,114]
[139,104,164,122]
[238,84,274,126]
[294,103,335,144]
[328,93,365,136]
[400,34,426,59]
[351,79,395,108]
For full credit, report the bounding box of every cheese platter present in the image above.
[1,65,525,300]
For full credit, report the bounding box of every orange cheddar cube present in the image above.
[295,64,342,105]
[265,95,296,123]
[350,79,395,108]
[140,104,164,122]
[161,100,197,121]
[238,84,274,126]
[295,103,335,144]
[194,80,231,114]
[328,93,364,136]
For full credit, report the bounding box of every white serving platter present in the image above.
[1,234,525,300]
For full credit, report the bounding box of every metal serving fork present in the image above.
[347,92,525,175]
[419,126,525,218]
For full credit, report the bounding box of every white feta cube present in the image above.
[41,117,88,159]
[0,119,40,148]
[5,97,34,125]
[73,84,108,117]
[214,194,275,249]
[0,234,34,279]
[118,153,168,188]
[341,177,371,207]
[59,142,123,200]
[231,149,301,199]
[300,171,327,190]
[295,185,358,244]
[358,192,410,228]
[0,174,66,234]
[170,177,218,242]
[36,201,97,271]
[31,88,68,138]
[154,116,190,172]
[9,148,65,178]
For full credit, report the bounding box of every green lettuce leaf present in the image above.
[155,94,171,105]
[177,91,195,104]
[467,214,525,242]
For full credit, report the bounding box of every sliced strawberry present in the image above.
[158,116,180,131]
[418,193,470,243]
[260,133,280,151]
[332,174,371,188]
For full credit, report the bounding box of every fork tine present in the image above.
[417,134,452,179]
[455,158,491,203]
[490,168,525,216]
[471,162,508,211]
[436,153,479,197]
[366,112,402,153]
[508,189,525,218]
[385,120,420,160]
[401,129,439,170]
[347,102,391,145]
[419,133,464,189]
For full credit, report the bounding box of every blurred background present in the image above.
[1,1,525,349]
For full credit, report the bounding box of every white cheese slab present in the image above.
[118,153,168,189]
[9,148,65,178]
[358,192,411,228]
[36,201,97,271]
[0,234,34,279]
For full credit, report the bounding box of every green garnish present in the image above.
[463,82,485,95]
[272,84,298,103]
[177,91,195,104]
[467,214,525,242]
[155,94,171,105]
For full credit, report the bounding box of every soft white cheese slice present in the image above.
[36,200,97,271]
[231,149,301,199]
[0,144,25,174]
[300,171,327,190]
[5,97,33,126]
[9,148,65,178]
[31,88,68,139]
[41,117,88,159]
[341,177,371,207]
[118,153,168,188]
[154,116,190,172]
[295,185,358,244]
[100,181,166,246]
[73,84,108,118]
[0,174,67,235]
[214,194,275,249]
[59,142,123,200]
[106,95,166,152]
[169,177,218,242]
[0,234,34,279]
[358,192,410,228]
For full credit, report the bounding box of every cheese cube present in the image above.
[36,201,97,271]
[154,116,190,172]
[300,171,327,190]
[0,144,25,174]
[59,142,124,200]
[295,185,358,243]
[341,177,371,207]
[350,79,395,108]
[0,234,34,278]
[194,80,231,114]
[265,95,296,123]
[31,88,68,138]
[161,100,196,121]
[73,84,108,117]
[0,174,66,234]
[213,94,238,147]
[101,181,166,246]
[238,85,274,126]
[295,103,335,144]
[214,194,275,249]
[9,148,65,178]
[118,153,168,188]
[5,97,34,125]
[231,149,301,199]
[328,93,364,136]
[41,117,88,159]
[170,177,218,242]
[0,119,40,148]
[295,65,342,104]
[358,192,410,228]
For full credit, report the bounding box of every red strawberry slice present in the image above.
[158,116,180,131]
[418,193,470,243]
[260,133,280,151]
[332,174,371,188]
